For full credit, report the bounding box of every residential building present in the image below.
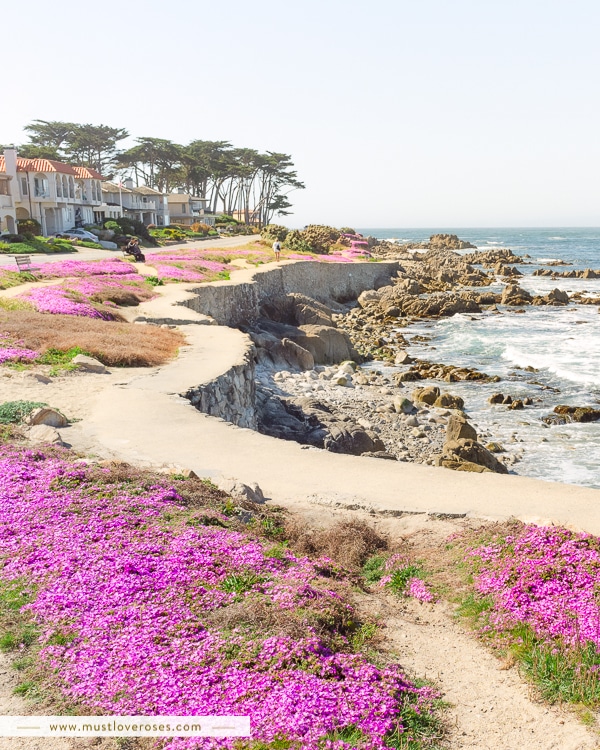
[0,148,104,235]
[232,209,260,226]
[167,191,215,226]
[0,172,15,234]
[100,180,170,226]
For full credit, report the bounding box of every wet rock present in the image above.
[488,393,505,404]
[552,405,600,423]
[395,351,414,365]
[486,442,506,453]
[501,284,533,306]
[510,400,525,410]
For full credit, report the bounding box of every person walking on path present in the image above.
[272,240,281,261]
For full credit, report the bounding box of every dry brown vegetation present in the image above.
[0,310,185,366]
[285,518,389,569]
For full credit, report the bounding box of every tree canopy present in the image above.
[15,120,304,227]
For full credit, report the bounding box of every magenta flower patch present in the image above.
[0,447,436,749]
[467,525,600,648]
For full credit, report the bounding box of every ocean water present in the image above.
[356,228,600,488]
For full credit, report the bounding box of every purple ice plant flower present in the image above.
[0,446,436,750]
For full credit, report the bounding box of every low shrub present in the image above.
[301,224,341,254]
[16,219,41,239]
[284,229,313,254]
[262,224,289,242]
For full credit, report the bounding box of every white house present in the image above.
[0,172,15,234]
[100,180,170,226]
[0,148,104,236]
[167,191,215,226]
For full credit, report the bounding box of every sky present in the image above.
[2,0,599,228]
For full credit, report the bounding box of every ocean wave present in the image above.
[536,257,561,263]
[501,344,600,386]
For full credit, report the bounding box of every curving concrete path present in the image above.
[65,313,600,537]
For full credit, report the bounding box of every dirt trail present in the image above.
[381,597,597,749]
[283,501,600,749]
[0,651,115,750]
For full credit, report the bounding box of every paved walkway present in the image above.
[65,319,600,537]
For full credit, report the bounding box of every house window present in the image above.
[20,177,28,196]
[56,178,62,197]
[0,180,8,196]
[34,177,49,198]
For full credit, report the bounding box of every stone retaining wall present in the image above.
[180,260,400,327]
[184,342,257,429]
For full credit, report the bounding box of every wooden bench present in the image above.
[15,255,42,274]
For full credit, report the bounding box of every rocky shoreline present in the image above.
[241,234,600,478]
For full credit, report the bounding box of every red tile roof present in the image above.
[73,166,104,180]
[0,157,104,179]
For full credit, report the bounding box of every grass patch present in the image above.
[509,623,600,707]
[0,310,185,367]
[0,270,37,290]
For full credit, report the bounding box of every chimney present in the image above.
[4,147,17,182]
[124,178,134,190]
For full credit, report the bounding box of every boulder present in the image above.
[501,284,533,306]
[293,325,359,365]
[441,438,508,474]
[216,478,266,504]
[412,386,440,405]
[395,278,421,295]
[393,396,414,414]
[488,393,504,404]
[72,354,108,374]
[394,350,414,365]
[437,458,491,473]
[25,407,68,428]
[446,414,477,442]
[357,289,382,308]
[324,423,386,456]
[280,338,315,371]
[99,240,118,250]
[433,393,465,410]
[27,424,64,445]
[553,405,600,423]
